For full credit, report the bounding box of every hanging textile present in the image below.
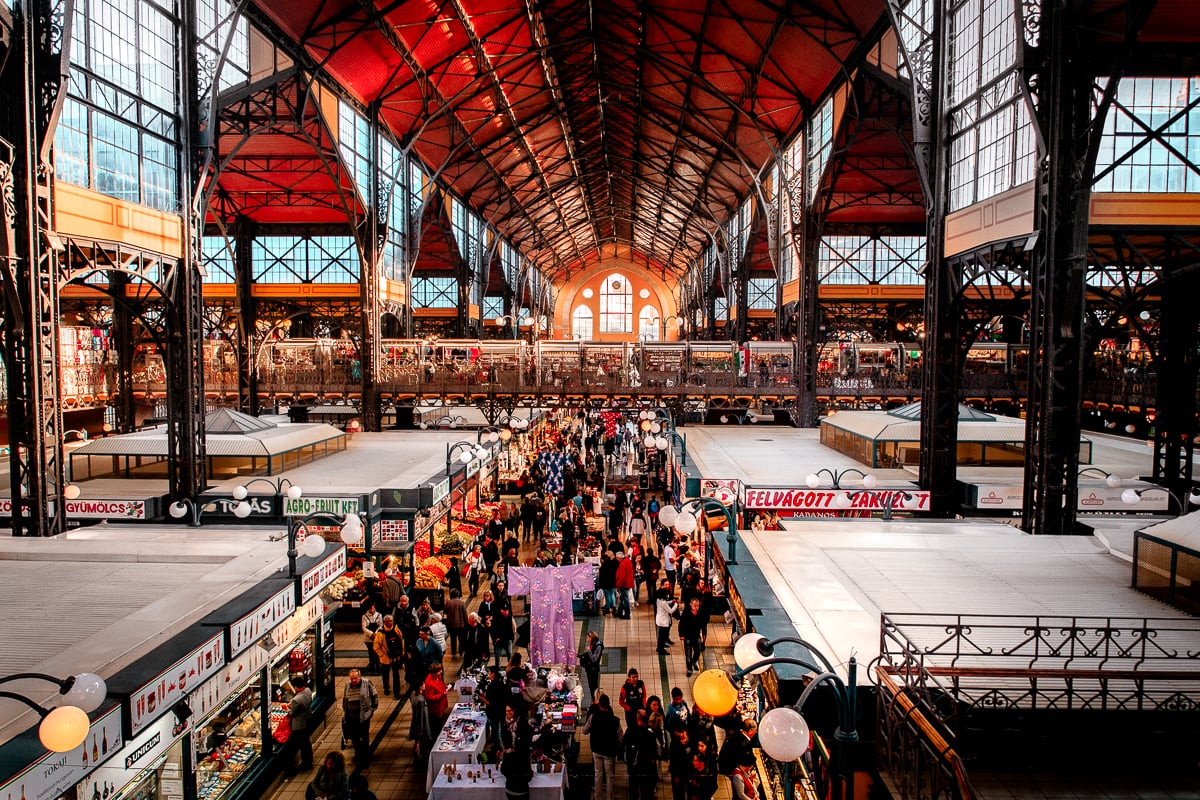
[508,564,597,665]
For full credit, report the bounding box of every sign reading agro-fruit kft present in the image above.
[284,496,361,517]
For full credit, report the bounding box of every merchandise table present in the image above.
[427,764,566,800]
[425,703,487,791]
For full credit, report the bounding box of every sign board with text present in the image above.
[744,487,930,512]
[284,496,361,517]
[0,498,147,519]
[300,545,347,604]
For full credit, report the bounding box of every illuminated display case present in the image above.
[194,679,264,800]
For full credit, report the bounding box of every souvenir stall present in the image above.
[427,665,581,798]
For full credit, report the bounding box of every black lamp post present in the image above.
[169,497,251,526]
[658,495,739,565]
[692,634,858,800]
[284,511,364,577]
[0,671,108,752]
[806,467,876,489]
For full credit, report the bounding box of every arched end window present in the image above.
[572,305,594,340]
[600,273,632,333]
[639,306,661,340]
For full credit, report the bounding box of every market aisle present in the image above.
[265,522,735,800]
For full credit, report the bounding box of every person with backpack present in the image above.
[371,615,406,697]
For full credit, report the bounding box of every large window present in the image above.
[748,278,776,310]
[201,235,236,282]
[945,0,1035,211]
[252,236,358,283]
[412,276,457,308]
[56,0,181,212]
[1094,77,1200,193]
[572,306,594,340]
[820,236,926,285]
[599,273,632,334]
[638,307,661,340]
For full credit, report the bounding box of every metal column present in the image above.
[234,218,259,415]
[0,0,72,536]
[1151,265,1199,500]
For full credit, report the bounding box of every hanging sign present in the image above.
[430,478,450,507]
[228,584,296,658]
[0,499,146,519]
[299,545,347,604]
[743,487,931,512]
[127,633,225,737]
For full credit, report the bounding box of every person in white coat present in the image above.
[654,580,678,655]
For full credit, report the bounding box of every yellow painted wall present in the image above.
[54,182,184,258]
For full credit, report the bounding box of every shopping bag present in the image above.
[272,715,292,744]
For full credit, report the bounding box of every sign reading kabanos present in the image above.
[744,488,930,512]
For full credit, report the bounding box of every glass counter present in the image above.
[194,678,264,800]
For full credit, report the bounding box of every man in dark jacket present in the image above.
[581,694,622,800]
[677,596,706,677]
[461,612,490,672]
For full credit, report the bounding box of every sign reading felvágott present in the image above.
[284,496,360,517]
[744,487,931,512]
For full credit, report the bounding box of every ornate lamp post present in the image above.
[658,495,739,565]
[805,468,877,490]
[0,671,108,752]
[692,633,858,800]
[285,511,364,578]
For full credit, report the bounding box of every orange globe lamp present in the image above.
[691,669,738,716]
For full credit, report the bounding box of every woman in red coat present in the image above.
[421,662,449,739]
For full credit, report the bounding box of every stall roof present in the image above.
[0,525,292,748]
[71,410,346,458]
[823,408,1033,444]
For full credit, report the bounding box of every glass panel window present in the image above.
[56,0,180,211]
[638,307,661,340]
[253,236,357,283]
[599,273,632,334]
[1094,77,1200,193]
[572,306,594,340]
[201,236,236,282]
[412,276,457,308]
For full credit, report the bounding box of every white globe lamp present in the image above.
[862,474,878,489]
[233,501,252,519]
[758,707,811,763]
[658,505,679,527]
[1122,488,1140,505]
[733,633,771,674]
[674,510,698,535]
[302,534,327,558]
[805,474,820,489]
[63,673,107,713]
[287,485,303,499]
[340,515,364,546]
[232,485,249,500]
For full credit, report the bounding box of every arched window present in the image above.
[572,305,594,340]
[599,273,632,333]
[639,306,661,340]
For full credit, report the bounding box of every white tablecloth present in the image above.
[427,764,566,800]
[425,704,487,791]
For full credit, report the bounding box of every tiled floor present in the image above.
[267,516,736,800]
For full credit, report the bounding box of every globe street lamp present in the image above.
[285,511,365,578]
[169,497,252,526]
[692,633,858,800]
[233,477,303,501]
[658,495,739,565]
[0,671,108,752]
[806,468,877,490]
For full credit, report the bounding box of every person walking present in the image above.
[578,630,604,699]
[305,751,349,800]
[340,669,379,765]
[581,693,622,800]
[288,677,315,772]
[428,613,448,652]
[623,709,661,800]
[667,728,691,800]
[466,544,486,597]
[412,626,443,689]
[372,615,405,697]
[360,601,382,674]
[678,597,706,677]
[597,552,619,615]
[615,550,636,619]
[443,589,468,656]
[461,612,490,671]
[654,582,679,655]
[379,572,404,616]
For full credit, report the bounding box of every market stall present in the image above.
[425,703,487,791]
[428,764,565,800]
